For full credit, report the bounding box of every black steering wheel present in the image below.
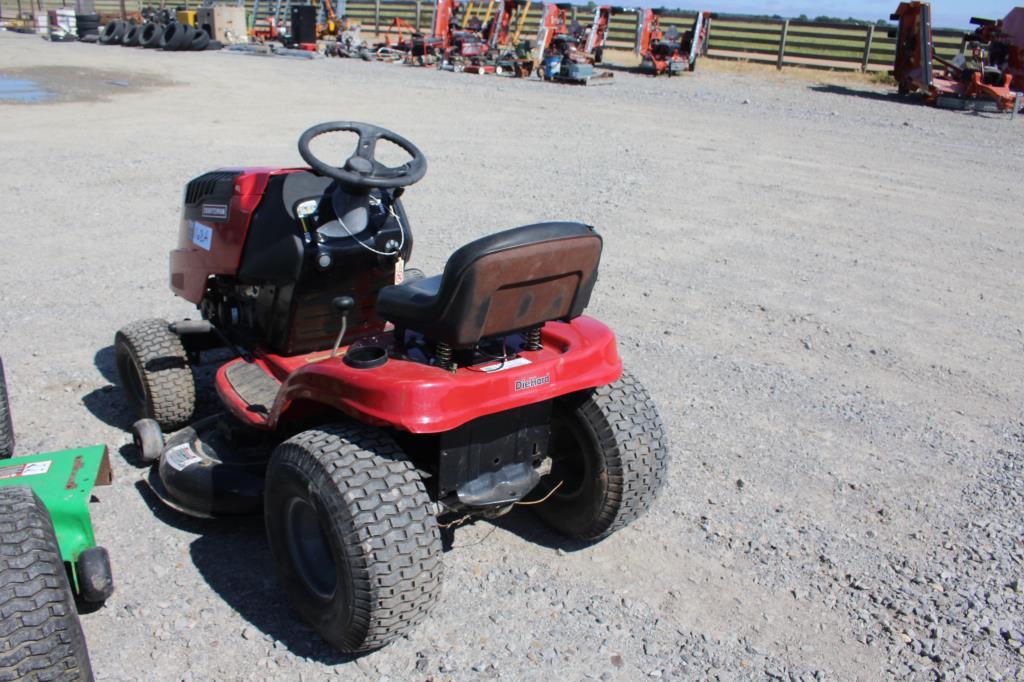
[297,121,427,190]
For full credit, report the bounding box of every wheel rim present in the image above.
[116,346,147,411]
[546,411,593,502]
[284,496,337,600]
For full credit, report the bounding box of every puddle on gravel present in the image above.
[0,66,172,104]
[0,77,51,102]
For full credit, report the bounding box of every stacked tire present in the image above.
[98,20,221,51]
[75,13,100,41]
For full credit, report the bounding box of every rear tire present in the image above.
[531,369,668,541]
[115,319,195,431]
[0,487,93,681]
[0,357,13,459]
[264,424,443,653]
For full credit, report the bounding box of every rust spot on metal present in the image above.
[66,455,84,490]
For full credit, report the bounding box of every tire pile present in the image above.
[97,18,222,52]
[75,13,101,42]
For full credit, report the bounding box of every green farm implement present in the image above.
[0,357,113,681]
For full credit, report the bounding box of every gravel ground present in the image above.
[1,31,1022,681]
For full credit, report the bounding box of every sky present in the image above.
[683,1,1014,29]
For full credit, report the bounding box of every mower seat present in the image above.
[377,222,602,348]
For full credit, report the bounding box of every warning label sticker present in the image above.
[0,460,52,480]
[164,444,202,472]
[480,357,532,373]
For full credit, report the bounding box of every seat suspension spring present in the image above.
[435,341,455,371]
[525,326,543,351]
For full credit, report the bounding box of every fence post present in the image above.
[119,0,126,19]
[415,0,421,30]
[861,24,875,72]
[373,0,380,35]
[634,10,643,53]
[569,6,575,23]
[776,19,789,70]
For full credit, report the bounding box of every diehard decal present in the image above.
[514,375,551,391]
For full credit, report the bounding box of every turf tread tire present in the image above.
[0,487,93,681]
[536,369,668,541]
[115,319,195,431]
[0,358,13,459]
[265,424,442,653]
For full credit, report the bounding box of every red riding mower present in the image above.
[114,122,668,653]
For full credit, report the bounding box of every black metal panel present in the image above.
[437,401,552,506]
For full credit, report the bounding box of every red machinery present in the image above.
[892,2,1024,112]
[637,9,711,76]
[534,2,569,55]
[393,0,491,69]
[375,16,418,57]
[534,3,618,83]
[484,0,533,49]
[581,5,612,63]
[115,121,668,653]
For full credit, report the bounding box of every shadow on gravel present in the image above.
[809,83,915,104]
[82,346,133,429]
[133,479,359,664]
[82,386,133,430]
[94,345,119,383]
[485,508,595,553]
[118,442,147,468]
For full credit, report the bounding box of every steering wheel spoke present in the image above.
[354,132,379,161]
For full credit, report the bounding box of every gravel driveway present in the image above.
[0,31,1021,681]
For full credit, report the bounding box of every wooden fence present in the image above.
[0,0,970,72]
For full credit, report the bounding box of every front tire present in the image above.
[264,424,443,653]
[532,369,668,541]
[115,319,196,430]
[0,487,93,681]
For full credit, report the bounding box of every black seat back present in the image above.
[382,222,602,347]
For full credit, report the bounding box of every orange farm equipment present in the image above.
[375,16,419,58]
[637,9,711,76]
[535,3,616,83]
[892,2,1024,112]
